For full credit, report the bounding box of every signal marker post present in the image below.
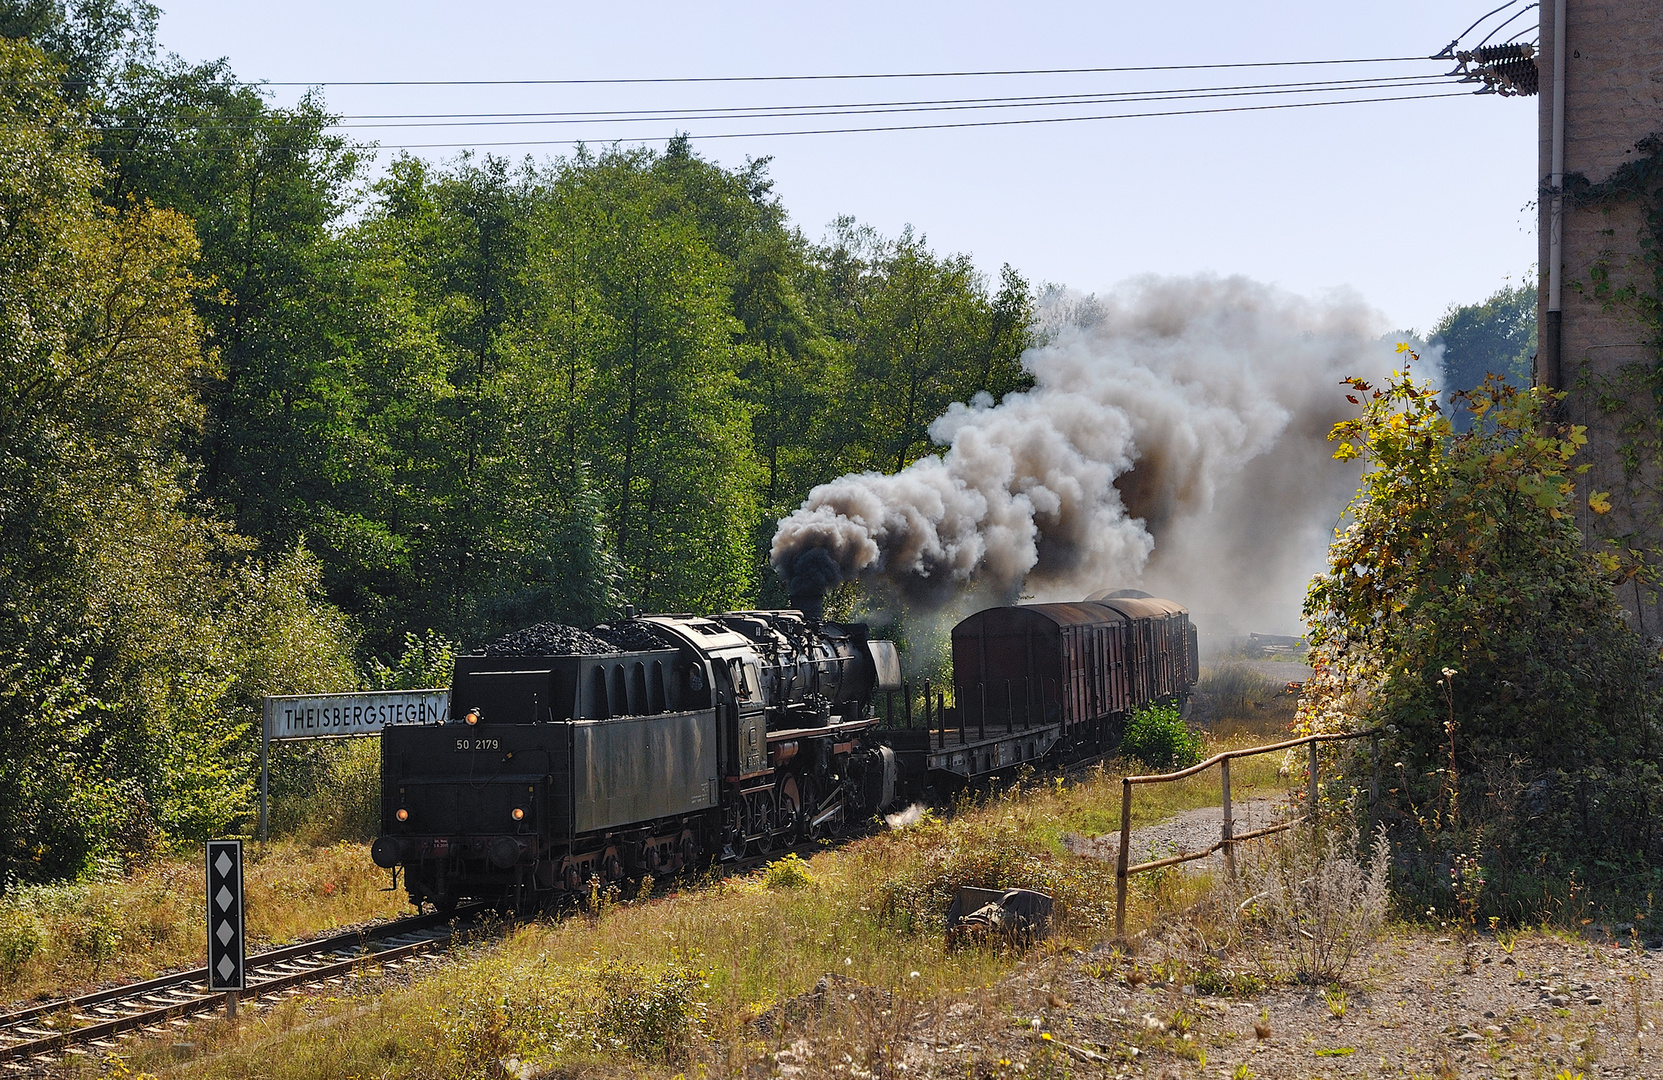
[206,840,245,1016]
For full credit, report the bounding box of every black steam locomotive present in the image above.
[371,592,1197,912]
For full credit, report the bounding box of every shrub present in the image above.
[1302,367,1663,918]
[0,909,41,981]
[1120,703,1205,771]
[1238,824,1391,984]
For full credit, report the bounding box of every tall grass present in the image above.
[0,842,406,1000]
[1195,662,1296,728]
[109,727,1300,1079]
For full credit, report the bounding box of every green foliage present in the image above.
[1120,703,1205,771]
[366,630,459,692]
[0,5,1044,879]
[0,37,359,879]
[1302,363,1663,918]
[761,852,813,890]
[1433,282,1536,431]
[0,908,41,979]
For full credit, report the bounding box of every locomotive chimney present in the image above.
[786,547,840,624]
[790,584,825,623]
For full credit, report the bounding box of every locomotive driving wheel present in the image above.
[776,774,804,839]
[723,791,749,855]
[748,788,776,853]
[796,774,822,839]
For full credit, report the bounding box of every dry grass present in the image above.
[79,717,1305,1079]
[0,841,406,1002]
[1194,662,1301,732]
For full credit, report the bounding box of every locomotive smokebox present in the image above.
[786,547,841,623]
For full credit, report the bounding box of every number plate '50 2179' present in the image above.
[455,738,500,751]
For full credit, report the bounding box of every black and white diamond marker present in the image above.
[206,840,245,991]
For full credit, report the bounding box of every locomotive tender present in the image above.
[372,592,1198,912]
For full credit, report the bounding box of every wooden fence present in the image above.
[1112,728,1382,935]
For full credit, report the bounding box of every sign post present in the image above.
[206,840,245,1016]
[259,689,449,842]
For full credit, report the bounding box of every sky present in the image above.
[151,0,1540,336]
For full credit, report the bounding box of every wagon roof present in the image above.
[1087,596,1189,620]
[954,601,1128,633]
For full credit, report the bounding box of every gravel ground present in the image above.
[769,928,1663,1079]
[767,804,1663,1078]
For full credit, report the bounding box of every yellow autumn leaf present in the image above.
[1589,491,1613,515]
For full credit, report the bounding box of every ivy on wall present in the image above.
[1562,133,1663,606]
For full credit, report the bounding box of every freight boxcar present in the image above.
[910,593,1198,781]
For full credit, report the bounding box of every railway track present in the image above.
[0,759,1105,1070]
[0,905,484,1069]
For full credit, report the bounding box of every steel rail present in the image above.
[0,905,483,1063]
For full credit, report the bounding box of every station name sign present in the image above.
[263,689,449,742]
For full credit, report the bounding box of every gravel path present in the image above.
[1062,796,1298,869]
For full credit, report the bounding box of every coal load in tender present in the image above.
[480,623,612,656]
[590,621,676,652]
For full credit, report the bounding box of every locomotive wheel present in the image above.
[678,829,699,870]
[724,792,748,851]
[797,774,821,838]
[749,790,776,853]
[602,847,625,882]
[777,774,804,839]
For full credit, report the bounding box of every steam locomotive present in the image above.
[370,591,1197,912]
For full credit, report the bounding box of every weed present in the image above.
[1237,823,1391,984]
[0,909,41,979]
[1232,1065,1254,1080]
[762,853,813,890]
[1197,663,1279,720]
[1324,985,1348,1018]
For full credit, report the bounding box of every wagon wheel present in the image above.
[777,773,804,840]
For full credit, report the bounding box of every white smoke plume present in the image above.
[771,275,1405,636]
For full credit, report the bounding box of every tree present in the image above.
[0,37,356,879]
[1433,283,1536,430]
[1301,358,1659,917]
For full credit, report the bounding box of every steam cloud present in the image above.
[771,275,1404,636]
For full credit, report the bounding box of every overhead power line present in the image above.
[95,74,1455,132]
[236,55,1443,88]
[86,89,1472,154]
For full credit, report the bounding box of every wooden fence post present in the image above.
[1369,734,1380,823]
[1115,777,1133,936]
[1221,756,1234,879]
[1307,739,1319,820]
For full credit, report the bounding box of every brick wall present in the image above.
[1536,0,1663,633]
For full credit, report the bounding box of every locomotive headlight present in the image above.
[511,807,525,821]
[395,808,409,822]
[464,708,481,726]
